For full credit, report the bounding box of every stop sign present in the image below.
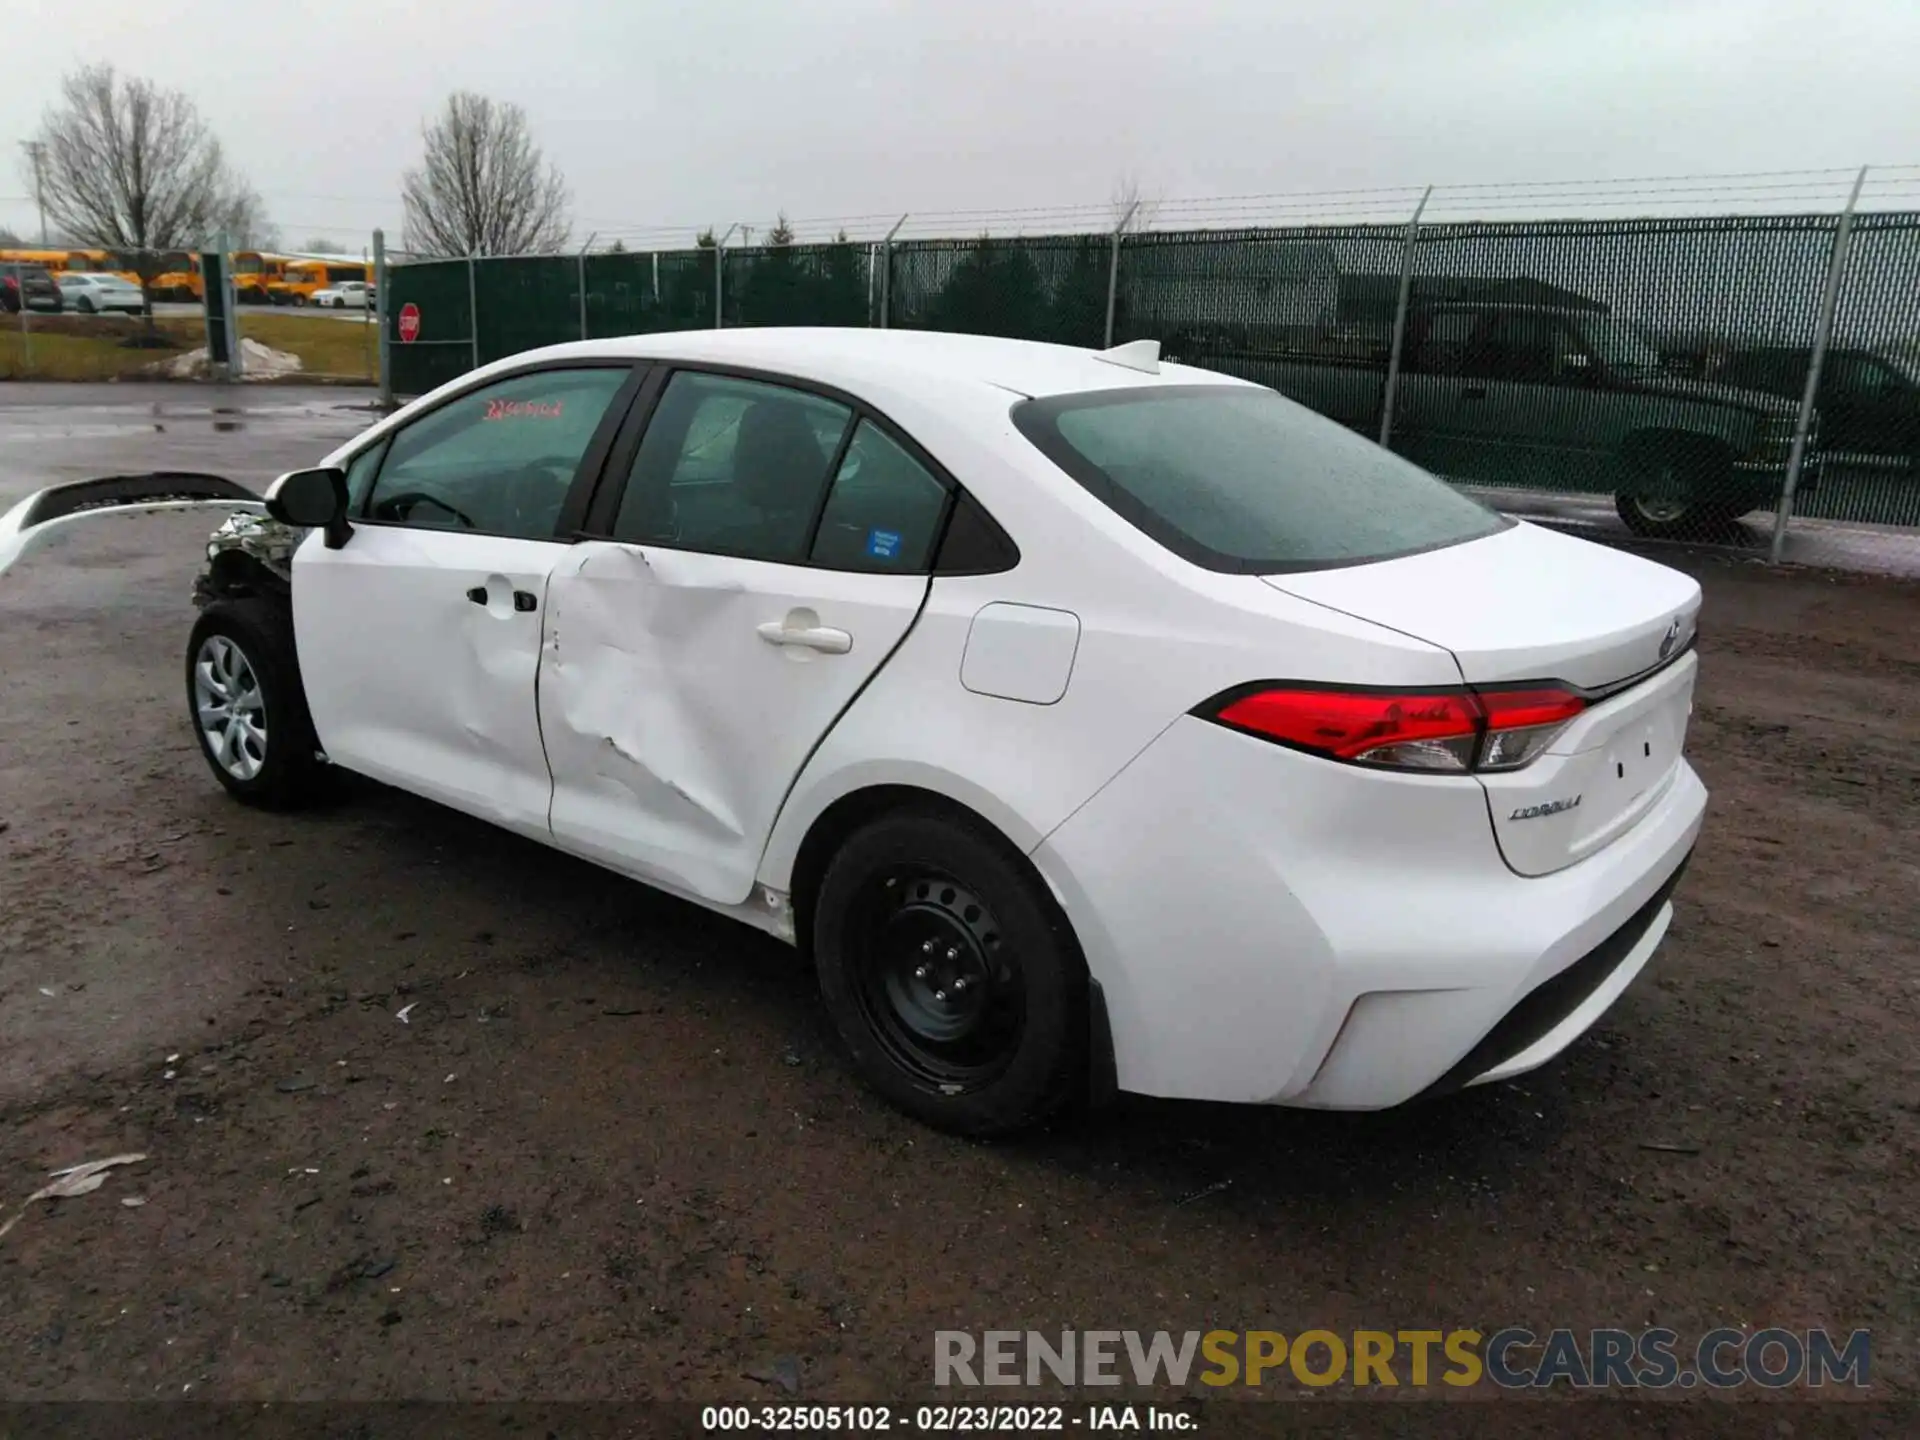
[397,302,421,344]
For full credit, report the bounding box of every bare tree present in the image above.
[214,181,279,250]
[300,235,340,254]
[401,92,570,257]
[0,225,21,247]
[27,65,248,321]
[1110,174,1160,234]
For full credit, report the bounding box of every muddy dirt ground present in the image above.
[0,389,1916,1426]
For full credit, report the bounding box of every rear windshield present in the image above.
[1012,384,1508,573]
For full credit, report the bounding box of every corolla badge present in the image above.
[1511,795,1582,822]
[1658,616,1682,660]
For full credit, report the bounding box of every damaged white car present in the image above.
[0,329,1706,1136]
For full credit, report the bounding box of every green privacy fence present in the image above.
[383,211,1920,550]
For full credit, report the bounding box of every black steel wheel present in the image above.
[850,870,1025,1090]
[813,808,1087,1136]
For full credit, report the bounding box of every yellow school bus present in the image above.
[2,248,156,287]
[266,259,369,305]
[67,249,147,285]
[1,248,94,275]
[232,251,298,304]
[149,252,203,300]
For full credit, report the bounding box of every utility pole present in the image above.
[22,141,49,244]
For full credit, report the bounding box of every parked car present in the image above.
[1197,302,1814,540]
[1716,345,1919,471]
[55,272,147,316]
[269,261,368,306]
[310,280,369,310]
[0,330,1705,1137]
[0,262,63,314]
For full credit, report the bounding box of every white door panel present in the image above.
[295,526,561,837]
[541,541,927,903]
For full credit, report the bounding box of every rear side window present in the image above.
[1013,384,1508,574]
[808,420,950,571]
[611,371,853,563]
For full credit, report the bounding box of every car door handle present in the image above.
[757,619,852,654]
[465,585,538,612]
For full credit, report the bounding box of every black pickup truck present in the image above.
[1205,302,1813,540]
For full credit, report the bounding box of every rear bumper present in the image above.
[1414,847,1690,1100]
[1031,715,1707,1109]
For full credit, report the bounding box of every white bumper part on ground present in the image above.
[0,475,265,578]
[1033,714,1707,1109]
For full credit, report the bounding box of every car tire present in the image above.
[77,297,95,314]
[185,597,326,809]
[812,807,1088,1137]
[1615,440,1739,540]
[294,295,308,307]
[1615,491,1714,540]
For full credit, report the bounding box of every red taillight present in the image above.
[1216,688,1483,771]
[2,276,17,290]
[1474,687,1588,771]
[1206,683,1586,773]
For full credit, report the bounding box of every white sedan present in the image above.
[310,280,368,309]
[56,271,146,315]
[0,330,1706,1136]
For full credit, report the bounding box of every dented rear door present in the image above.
[539,542,926,905]
[539,370,949,907]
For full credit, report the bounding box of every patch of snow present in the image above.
[147,337,302,380]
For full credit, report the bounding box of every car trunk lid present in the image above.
[1264,521,1702,876]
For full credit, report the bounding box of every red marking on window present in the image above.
[483,399,565,421]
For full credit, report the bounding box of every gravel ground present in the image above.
[0,397,1915,1426]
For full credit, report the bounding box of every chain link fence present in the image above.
[380,200,1920,573]
[885,234,1115,346]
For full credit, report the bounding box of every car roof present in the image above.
[497,327,1252,402]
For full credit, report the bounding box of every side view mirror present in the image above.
[264,467,351,549]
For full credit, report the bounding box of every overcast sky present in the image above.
[2,0,1917,248]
